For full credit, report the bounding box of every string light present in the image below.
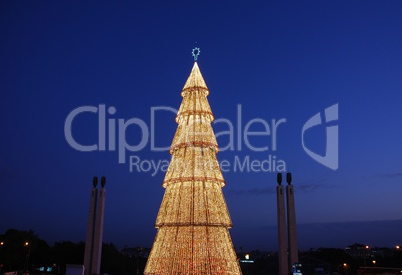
[145,61,242,274]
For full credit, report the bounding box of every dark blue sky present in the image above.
[1,1,402,251]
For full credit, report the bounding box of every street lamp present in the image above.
[342,263,349,273]
[363,245,370,267]
[244,254,250,275]
[24,242,30,272]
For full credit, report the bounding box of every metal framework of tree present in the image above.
[144,59,242,275]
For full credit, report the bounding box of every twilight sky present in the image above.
[1,1,402,251]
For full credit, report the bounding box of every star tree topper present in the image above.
[192,47,200,61]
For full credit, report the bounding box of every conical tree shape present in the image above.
[145,62,242,275]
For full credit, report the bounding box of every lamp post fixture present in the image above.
[363,245,371,268]
[341,263,349,274]
[24,242,30,273]
[0,242,4,274]
[245,254,250,275]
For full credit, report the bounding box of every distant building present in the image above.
[121,247,150,258]
[370,247,395,258]
[346,243,396,259]
[297,255,331,275]
[357,267,402,274]
[345,243,371,258]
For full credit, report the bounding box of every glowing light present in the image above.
[396,245,400,249]
[144,61,241,274]
[24,242,29,246]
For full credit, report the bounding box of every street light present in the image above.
[24,242,30,272]
[342,263,349,273]
[363,245,370,267]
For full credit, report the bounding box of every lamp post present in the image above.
[363,245,370,267]
[0,241,4,273]
[24,242,30,273]
[245,254,249,275]
[340,263,349,274]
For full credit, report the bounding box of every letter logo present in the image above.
[64,105,99,152]
[302,103,338,170]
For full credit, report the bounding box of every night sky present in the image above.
[1,1,402,251]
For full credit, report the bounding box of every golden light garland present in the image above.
[144,62,242,275]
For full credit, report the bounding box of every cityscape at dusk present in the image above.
[1,1,402,273]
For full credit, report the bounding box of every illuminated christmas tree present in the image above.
[144,48,242,275]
